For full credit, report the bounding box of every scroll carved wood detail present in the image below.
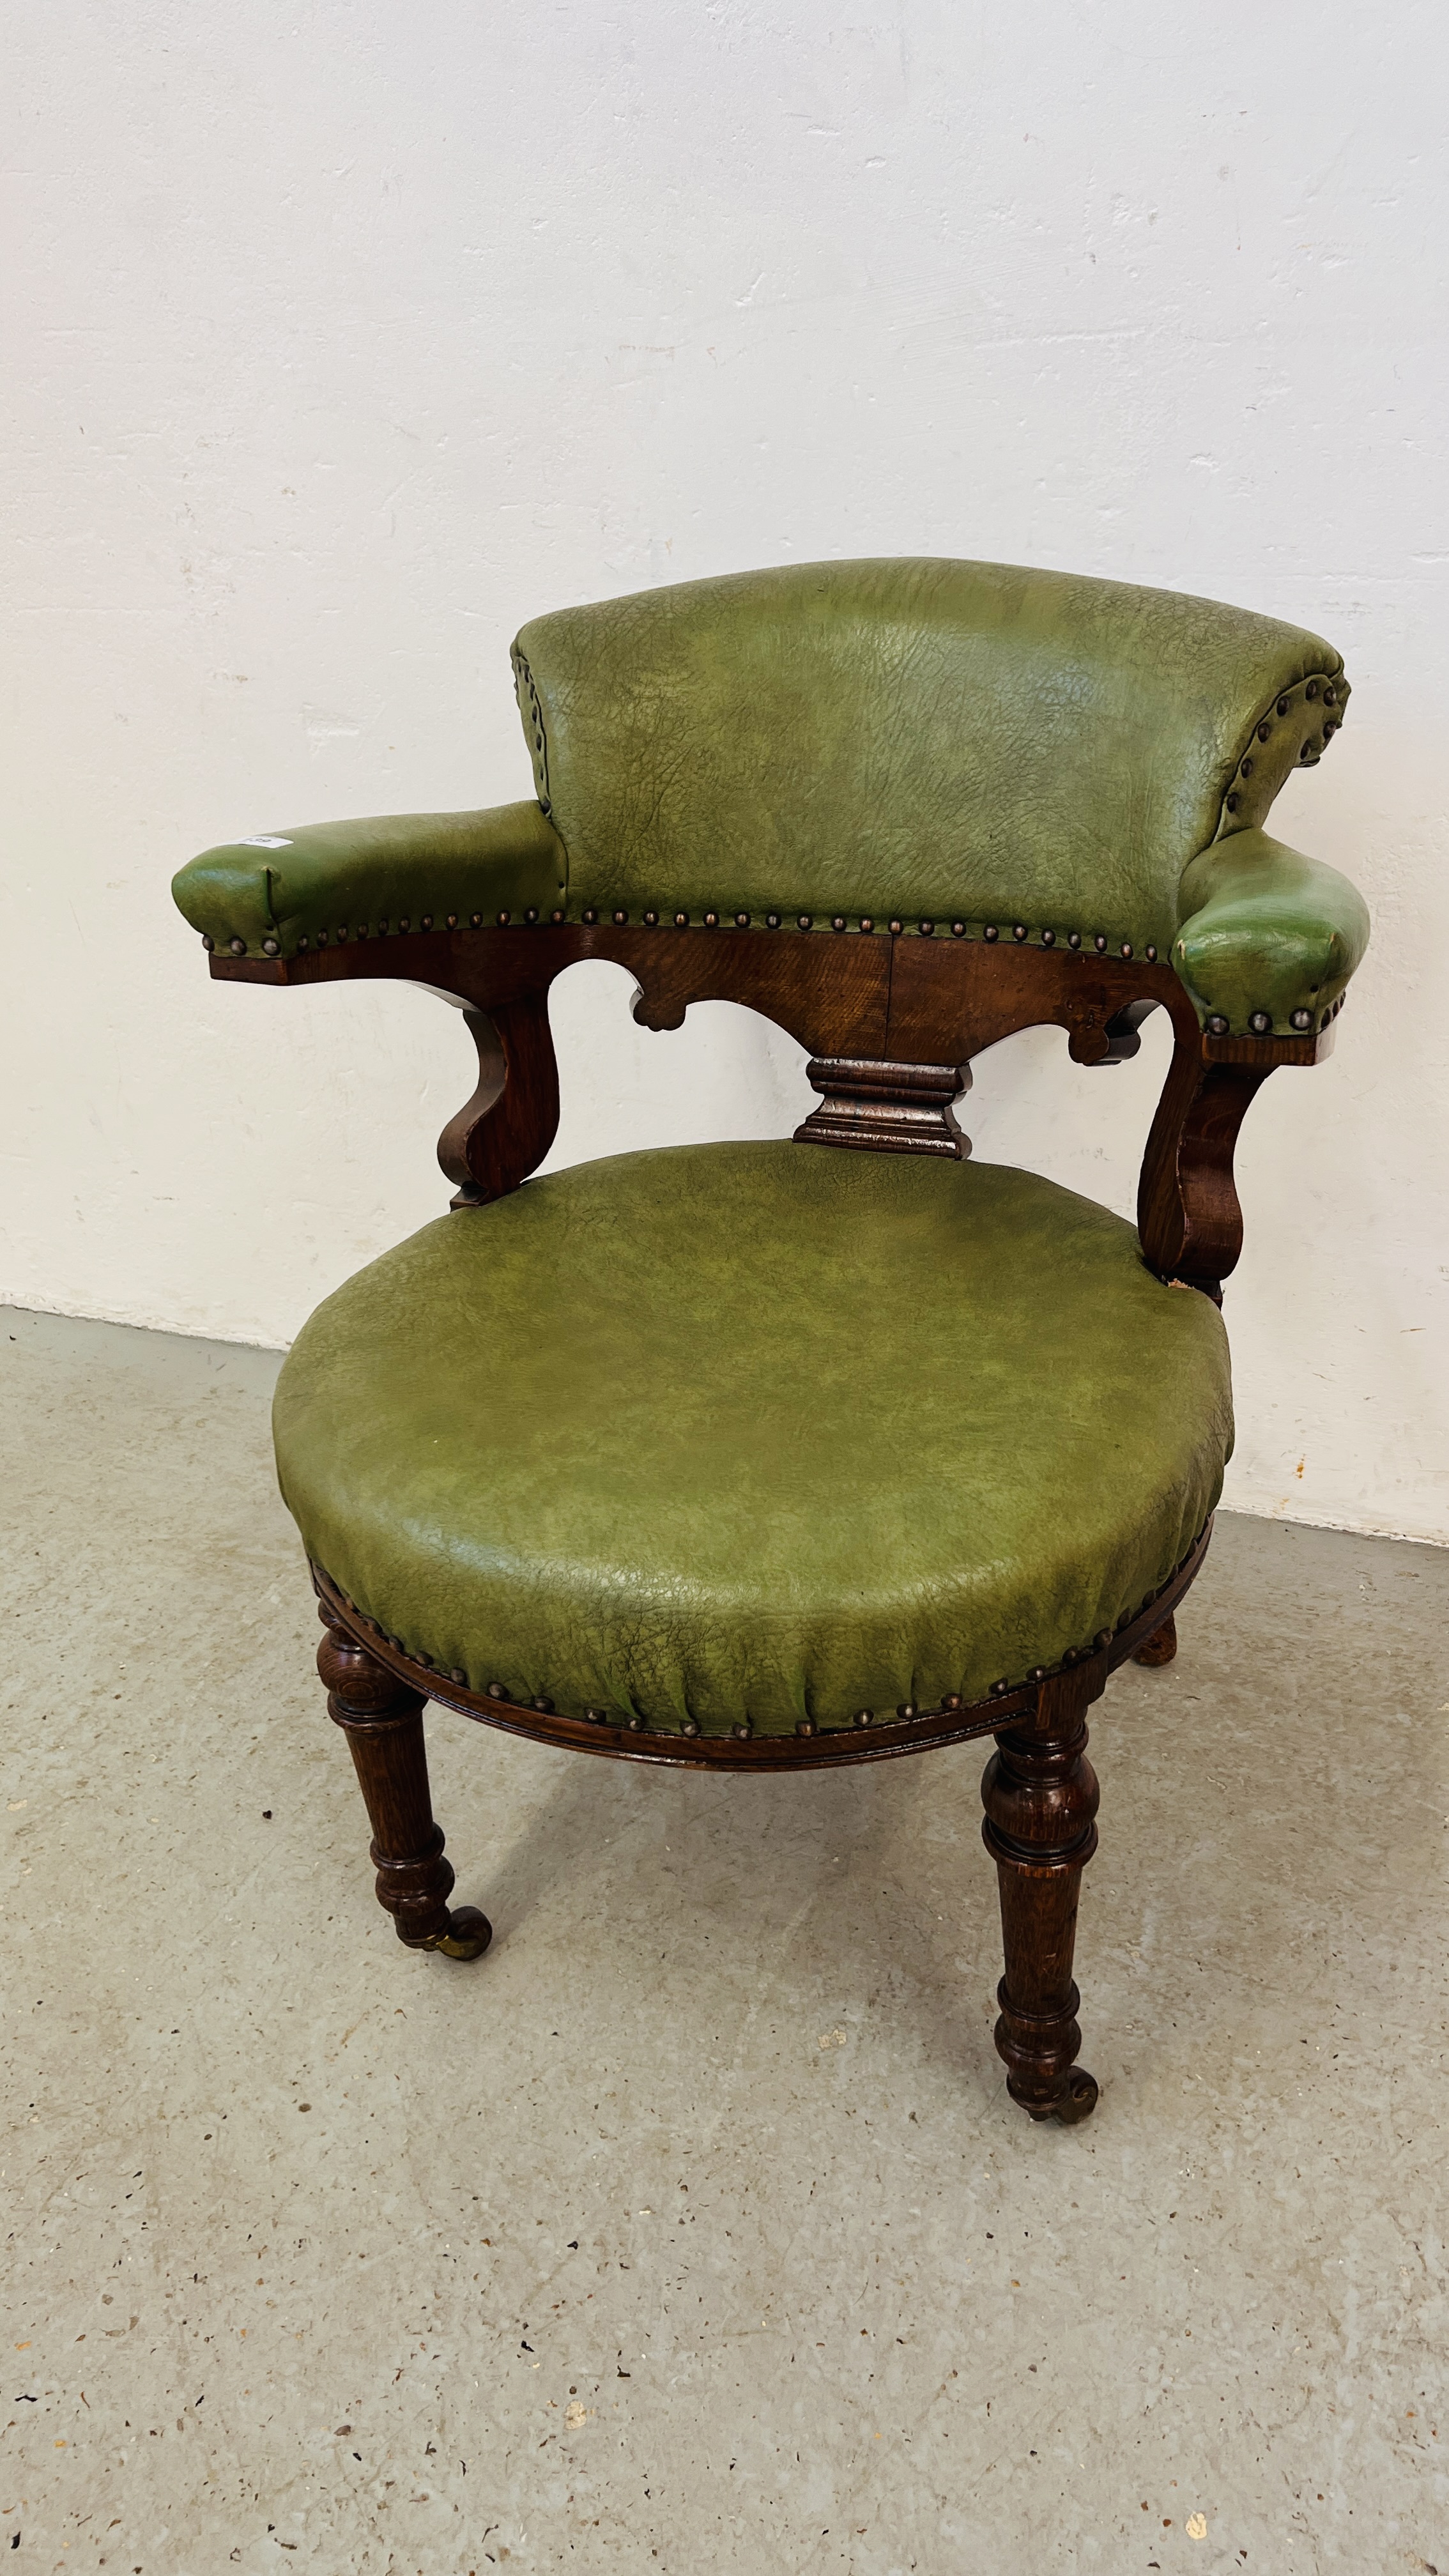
[215,919,1335,1292]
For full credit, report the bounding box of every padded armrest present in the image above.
[1172,829,1370,1037]
[171,800,567,960]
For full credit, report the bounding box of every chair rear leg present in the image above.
[317,1607,491,1959]
[981,1686,1100,2124]
[1133,1612,1177,1666]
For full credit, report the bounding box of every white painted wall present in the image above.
[6,1,1447,1541]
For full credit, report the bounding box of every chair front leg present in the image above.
[981,1676,1100,2124]
[317,1608,491,1959]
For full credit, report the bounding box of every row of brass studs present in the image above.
[1204,988,1347,1040]
[204,910,1158,962]
[577,910,1157,960]
[1222,677,1342,818]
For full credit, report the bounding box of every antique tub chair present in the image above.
[172,558,1368,2126]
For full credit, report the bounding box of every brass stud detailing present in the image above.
[378,919,390,934]
[1067,930,1081,949]
[919,919,935,937]
[705,910,720,928]
[1094,1629,1112,1650]
[1093,933,1108,953]
[398,917,410,933]
[984,924,999,942]
[1276,695,1291,717]
[1040,927,1055,947]
[951,920,966,937]
[1248,1009,1272,1034]
[450,1667,467,1685]
[682,1717,700,1737]
[524,907,538,924]
[733,1721,751,1738]
[612,908,628,925]
[551,908,565,923]
[831,914,847,931]
[797,914,812,930]
[627,1714,644,1731]
[1011,923,1028,942]
[421,914,436,930]
[357,924,370,940]
[643,908,659,926]
[201,933,215,951]
[896,1701,917,1720]
[1226,793,1241,813]
[735,911,751,929]
[585,1707,608,1724]
[1145,944,1157,962]
[766,911,781,928]
[297,936,309,951]
[991,1678,1009,1696]
[1257,719,1273,742]
[488,1682,507,1699]
[1030,1667,1046,1684]
[1290,1006,1313,1031]
[1305,678,1319,700]
[1207,1013,1229,1035]
[228,936,247,955]
[795,1715,817,1736]
[888,917,903,936]
[1121,940,1133,959]
[943,1693,962,1712]
[316,928,329,945]
[261,936,280,956]
[853,1709,873,1726]
[859,916,874,932]
[674,910,689,928]
[497,910,510,926]
[446,912,458,929]
[582,907,599,924]
[532,1696,554,1714]
[415,1650,434,1668]
[471,912,484,928]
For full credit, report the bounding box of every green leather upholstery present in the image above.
[514,558,1346,970]
[1175,829,1370,1034]
[172,556,1363,1037]
[273,1144,1232,1738]
[172,800,565,959]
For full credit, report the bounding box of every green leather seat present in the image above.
[273,1141,1232,1738]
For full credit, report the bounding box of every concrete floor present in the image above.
[2,1305,1447,2576]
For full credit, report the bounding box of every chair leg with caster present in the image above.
[317,1609,491,1960]
[981,1685,1100,2125]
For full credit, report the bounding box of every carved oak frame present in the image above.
[218,917,1338,2122]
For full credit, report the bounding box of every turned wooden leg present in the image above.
[317,1608,491,1959]
[981,1683,1100,2125]
[1134,1613,1177,1667]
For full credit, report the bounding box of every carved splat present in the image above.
[214,919,1329,1300]
[795,1057,972,1157]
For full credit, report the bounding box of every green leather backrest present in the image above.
[512,558,1347,956]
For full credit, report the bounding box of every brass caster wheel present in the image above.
[1027,2067,1099,2126]
[420,1905,493,1961]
